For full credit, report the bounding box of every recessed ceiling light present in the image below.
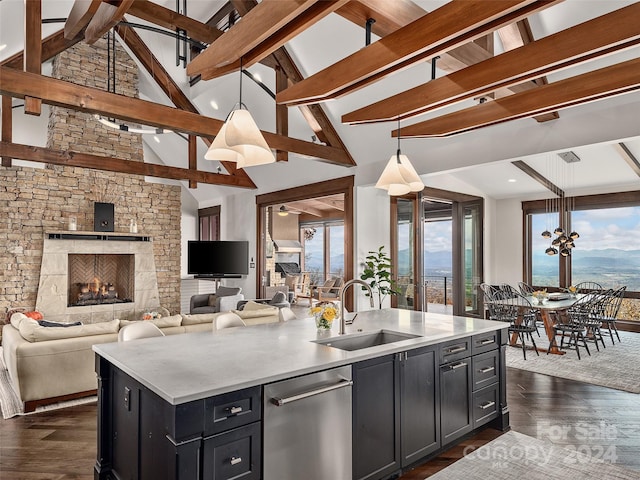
[508,178,517,183]
[210,100,219,110]
[0,44,7,52]
[153,135,160,143]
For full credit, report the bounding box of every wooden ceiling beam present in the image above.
[275,66,289,162]
[614,143,640,179]
[1,29,84,69]
[84,0,134,44]
[511,160,564,196]
[343,3,640,124]
[336,0,494,74]
[336,0,426,37]
[64,0,102,40]
[277,0,562,106]
[497,19,558,122]
[0,67,352,166]
[24,0,42,116]
[0,141,255,188]
[1,96,12,167]
[114,25,254,186]
[396,57,640,138]
[188,0,348,80]
[229,0,356,166]
[126,0,222,44]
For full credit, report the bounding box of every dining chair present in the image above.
[547,293,593,359]
[574,281,603,293]
[517,281,535,296]
[595,286,626,345]
[583,289,611,351]
[118,321,165,342]
[489,289,539,360]
[215,312,246,330]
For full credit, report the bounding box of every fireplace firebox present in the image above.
[68,254,134,307]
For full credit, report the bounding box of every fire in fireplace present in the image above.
[68,254,134,307]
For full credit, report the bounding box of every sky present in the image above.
[537,206,640,251]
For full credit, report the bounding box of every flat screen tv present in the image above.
[188,240,249,277]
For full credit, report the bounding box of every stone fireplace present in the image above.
[36,231,162,324]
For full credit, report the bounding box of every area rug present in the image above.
[0,347,96,419]
[506,331,640,394]
[426,431,638,479]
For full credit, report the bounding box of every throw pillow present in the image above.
[207,294,217,307]
[270,292,287,305]
[39,320,83,327]
[19,319,120,343]
[10,311,29,329]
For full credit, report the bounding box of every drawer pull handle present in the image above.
[479,339,494,345]
[228,406,243,415]
[446,346,466,354]
[479,401,496,410]
[230,456,242,466]
[479,366,495,374]
[450,362,467,370]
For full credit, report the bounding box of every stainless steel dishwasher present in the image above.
[263,365,353,480]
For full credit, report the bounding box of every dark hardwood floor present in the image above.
[1,367,639,479]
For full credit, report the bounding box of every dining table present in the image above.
[520,293,587,354]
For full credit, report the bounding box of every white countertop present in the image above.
[93,308,506,405]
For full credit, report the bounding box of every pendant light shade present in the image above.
[205,108,275,168]
[205,60,275,168]
[376,119,424,196]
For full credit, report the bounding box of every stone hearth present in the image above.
[35,231,162,323]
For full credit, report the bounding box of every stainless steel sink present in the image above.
[312,330,421,351]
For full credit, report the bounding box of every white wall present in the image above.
[354,184,391,310]
[491,198,524,286]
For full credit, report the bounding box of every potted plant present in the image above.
[360,246,399,308]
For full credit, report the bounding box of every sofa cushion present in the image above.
[19,319,120,343]
[242,300,275,312]
[270,291,287,305]
[121,314,182,329]
[181,312,221,326]
[207,294,217,307]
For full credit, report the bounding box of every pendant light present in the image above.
[376,118,424,196]
[205,58,275,168]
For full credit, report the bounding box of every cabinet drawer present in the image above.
[205,386,262,435]
[471,332,499,355]
[440,337,471,364]
[203,422,261,480]
[472,350,500,391]
[472,383,499,428]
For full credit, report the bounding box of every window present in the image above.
[301,221,344,285]
[198,206,220,241]
[524,192,640,322]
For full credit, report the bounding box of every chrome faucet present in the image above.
[338,279,374,335]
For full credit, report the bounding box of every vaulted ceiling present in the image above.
[1,0,639,204]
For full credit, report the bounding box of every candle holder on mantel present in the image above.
[68,216,77,231]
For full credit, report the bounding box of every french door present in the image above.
[391,190,483,317]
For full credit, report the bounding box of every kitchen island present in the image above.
[93,308,509,480]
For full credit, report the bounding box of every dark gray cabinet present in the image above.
[400,347,440,466]
[95,357,261,480]
[439,355,472,446]
[353,345,439,480]
[352,354,400,480]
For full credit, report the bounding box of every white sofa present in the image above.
[1,305,282,412]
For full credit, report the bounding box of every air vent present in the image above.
[558,151,581,163]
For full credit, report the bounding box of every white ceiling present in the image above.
[1,0,639,204]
